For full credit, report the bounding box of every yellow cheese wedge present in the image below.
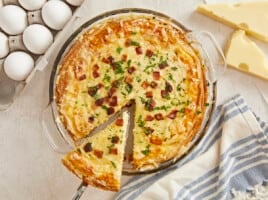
[225,30,268,80]
[197,1,268,42]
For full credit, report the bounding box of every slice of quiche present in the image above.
[62,111,129,191]
[197,1,268,42]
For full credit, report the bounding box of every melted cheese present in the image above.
[225,30,268,80]
[197,1,268,42]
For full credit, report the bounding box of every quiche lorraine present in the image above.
[62,111,129,191]
[56,13,208,177]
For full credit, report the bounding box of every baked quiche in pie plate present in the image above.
[42,8,223,191]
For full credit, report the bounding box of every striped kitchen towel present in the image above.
[116,95,268,200]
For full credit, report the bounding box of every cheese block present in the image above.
[62,111,129,191]
[225,30,268,80]
[197,1,268,42]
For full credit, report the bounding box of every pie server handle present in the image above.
[72,182,87,200]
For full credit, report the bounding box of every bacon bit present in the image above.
[167,110,178,119]
[107,56,114,64]
[145,91,153,98]
[112,80,120,88]
[150,137,162,145]
[107,87,116,97]
[135,46,143,55]
[115,118,124,126]
[165,81,173,92]
[97,83,103,89]
[144,127,154,135]
[78,74,86,81]
[93,150,103,158]
[145,98,156,111]
[88,86,97,97]
[161,90,168,98]
[93,64,99,71]
[124,76,133,84]
[159,62,168,69]
[111,136,120,143]
[107,107,115,115]
[125,38,132,47]
[145,115,154,121]
[88,116,95,123]
[185,108,192,114]
[95,98,105,106]
[153,71,160,80]
[141,81,150,89]
[150,81,158,88]
[92,71,100,78]
[154,113,164,121]
[83,143,92,152]
[109,148,118,155]
[109,96,118,107]
[102,57,110,64]
[104,96,110,103]
[121,54,127,62]
[127,66,136,74]
[145,49,153,57]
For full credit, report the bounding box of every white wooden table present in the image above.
[0,0,267,199]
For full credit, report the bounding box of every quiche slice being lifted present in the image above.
[62,111,129,191]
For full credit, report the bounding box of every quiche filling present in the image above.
[57,13,208,190]
[62,112,129,191]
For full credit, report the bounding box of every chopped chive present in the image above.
[116,47,123,54]
[111,161,117,168]
[130,41,140,46]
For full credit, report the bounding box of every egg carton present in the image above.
[0,0,86,110]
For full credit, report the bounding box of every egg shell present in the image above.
[18,0,47,11]
[4,51,34,81]
[66,0,84,6]
[42,0,72,30]
[0,5,28,35]
[23,24,53,54]
[0,32,9,58]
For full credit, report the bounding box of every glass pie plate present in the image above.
[41,8,226,176]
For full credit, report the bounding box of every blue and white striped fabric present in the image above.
[116,95,268,200]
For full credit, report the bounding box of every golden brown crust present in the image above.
[62,153,120,191]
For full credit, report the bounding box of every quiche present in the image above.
[56,13,208,178]
[62,111,129,191]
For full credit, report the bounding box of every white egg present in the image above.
[23,24,53,54]
[18,0,47,11]
[42,0,72,30]
[0,5,28,35]
[0,32,9,58]
[66,0,84,6]
[4,51,34,81]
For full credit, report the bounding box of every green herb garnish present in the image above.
[116,47,123,54]
[141,145,150,156]
[125,84,133,94]
[130,41,140,46]
[137,115,145,128]
[103,73,111,82]
[111,161,117,168]
[114,61,124,74]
